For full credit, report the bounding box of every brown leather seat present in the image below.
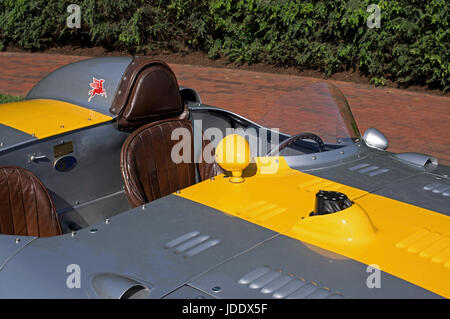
[120,119,196,207]
[111,58,188,130]
[0,166,62,237]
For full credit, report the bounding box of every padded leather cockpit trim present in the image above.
[110,57,184,130]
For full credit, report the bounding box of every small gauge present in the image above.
[54,156,77,172]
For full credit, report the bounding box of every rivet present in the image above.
[312,156,317,160]
[142,205,146,210]
[71,231,76,237]
[118,90,122,95]
[340,151,344,155]
[0,142,3,147]
[176,190,181,194]
[75,201,79,205]
[90,228,98,234]
[211,286,222,293]
[15,238,20,244]
[105,218,110,224]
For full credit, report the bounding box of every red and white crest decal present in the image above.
[88,77,107,102]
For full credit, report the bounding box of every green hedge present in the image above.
[0,0,448,91]
[0,93,23,103]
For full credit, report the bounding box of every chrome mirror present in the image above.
[363,128,389,150]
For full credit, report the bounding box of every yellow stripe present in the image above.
[177,157,450,297]
[0,99,112,139]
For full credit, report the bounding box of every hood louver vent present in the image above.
[238,266,344,299]
[423,182,450,197]
[164,231,220,258]
[348,163,389,177]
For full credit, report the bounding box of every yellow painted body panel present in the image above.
[178,157,450,297]
[0,99,112,139]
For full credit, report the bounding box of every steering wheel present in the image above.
[268,132,325,156]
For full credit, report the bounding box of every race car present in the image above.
[0,56,448,299]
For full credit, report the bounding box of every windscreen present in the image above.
[259,82,361,146]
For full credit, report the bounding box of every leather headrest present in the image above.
[111,58,184,130]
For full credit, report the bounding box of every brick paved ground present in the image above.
[1,52,449,165]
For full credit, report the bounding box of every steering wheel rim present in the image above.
[267,132,325,156]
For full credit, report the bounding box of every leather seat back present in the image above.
[0,166,62,237]
[111,58,186,130]
[120,119,196,207]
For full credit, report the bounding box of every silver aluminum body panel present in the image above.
[291,147,424,191]
[0,124,37,152]
[26,57,133,116]
[0,235,36,270]
[189,235,440,299]
[163,285,215,299]
[189,104,265,128]
[68,190,130,225]
[58,190,130,232]
[0,122,129,217]
[393,152,438,168]
[0,195,275,298]
[429,166,450,179]
[91,273,151,299]
[189,105,287,159]
[284,143,367,171]
[374,173,450,216]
